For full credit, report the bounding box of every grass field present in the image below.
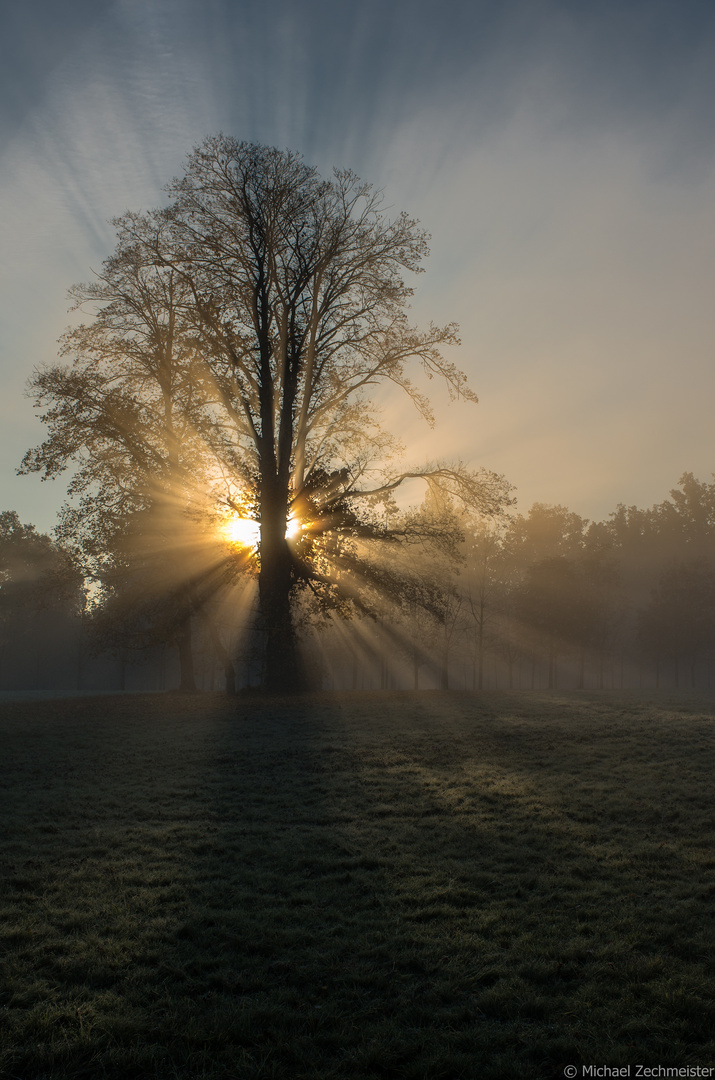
[1,691,714,1079]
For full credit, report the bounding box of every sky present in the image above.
[2,0,715,533]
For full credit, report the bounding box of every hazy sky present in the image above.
[3,0,715,532]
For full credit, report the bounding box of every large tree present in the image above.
[24,137,511,692]
[159,138,510,689]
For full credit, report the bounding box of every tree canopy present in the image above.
[22,137,513,691]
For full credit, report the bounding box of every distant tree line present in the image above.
[3,472,714,693]
[362,471,715,693]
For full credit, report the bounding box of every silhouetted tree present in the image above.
[156,137,511,690]
[460,519,501,689]
[0,512,84,689]
[637,559,715,688]
[22,139,513,692]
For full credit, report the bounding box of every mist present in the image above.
[3,471,715,696]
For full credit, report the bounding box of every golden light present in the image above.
[222,514,305,549]
[223,517,260,549]
[286,514,302,540]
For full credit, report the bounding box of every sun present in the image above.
[285,515,302,540]
[222,517,260,549]
[222,514,304,549]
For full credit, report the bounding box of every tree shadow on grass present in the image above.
[136,692,715,1079]
[1,692,714,1079]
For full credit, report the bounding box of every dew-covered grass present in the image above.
[1,691,713,1078]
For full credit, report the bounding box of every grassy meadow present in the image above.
[0,691,713,1079]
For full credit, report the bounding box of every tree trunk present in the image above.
[477,600,484,690]
[380,655,388,690]
[76,617,84,692]
[258,566,300,692]
[159,643,166,691]
[177,616,196,691]
[198,610,236,696]
[258,485,303,693]
[440,650,449,690]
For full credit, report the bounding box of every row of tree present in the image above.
[403,474,715,691]
[301,473,715,692]
[4,472,715,693]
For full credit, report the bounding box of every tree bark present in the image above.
[477,607,484,690]
[258,486,303,693]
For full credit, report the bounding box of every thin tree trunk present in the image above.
[440,650,449,691]
[76,617,84,692]
[548,643,556,690]
[198,610,236,696]
[159,643,167,691]
[177,616,196,692]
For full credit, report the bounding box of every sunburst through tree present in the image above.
[22,137,512,692]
